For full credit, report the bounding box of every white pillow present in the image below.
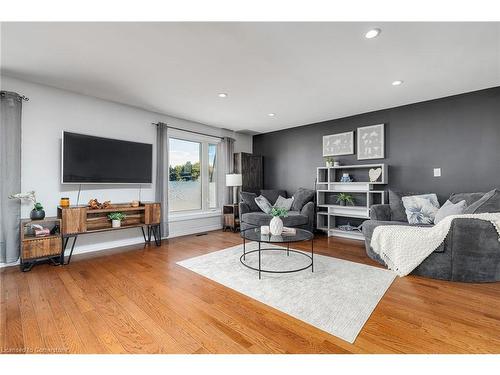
[274,195,294,211]
[434,199,467,224]
[254,195,273,214]
[402,194,440,224]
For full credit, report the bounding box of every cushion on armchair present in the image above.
[389,190,421,222]
[260,189,287,205]
[290,187,315,211]
[449,192,485,206]
[240,191,260,212]
[464,189,500,214]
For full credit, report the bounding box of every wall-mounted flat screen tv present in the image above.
[62,131,153,184]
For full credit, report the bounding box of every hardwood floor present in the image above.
[1,230,499,354]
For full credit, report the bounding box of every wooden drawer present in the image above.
[22,237,62,260]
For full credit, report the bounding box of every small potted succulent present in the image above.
[324,156,335,168]
[107,212,126,228]
[8,191,45,220]
[336,193,355,206]
[269,207,288,236]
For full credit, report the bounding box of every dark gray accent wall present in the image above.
[253,87,500,202]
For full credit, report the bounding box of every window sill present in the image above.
[168,210,222,222]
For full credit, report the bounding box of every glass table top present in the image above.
[241,227,313,243]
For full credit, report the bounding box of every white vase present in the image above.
[270,216,284,236]
[112,219,121,228]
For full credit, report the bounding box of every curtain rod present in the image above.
[152,122,226,140]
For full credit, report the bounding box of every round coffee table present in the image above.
[240,227,314,279]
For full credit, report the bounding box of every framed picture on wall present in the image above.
[357,124,385,160]
[322,131,354,156]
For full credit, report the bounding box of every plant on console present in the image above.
[108,212,126,228]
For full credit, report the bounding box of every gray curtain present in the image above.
[155,122,169,238]
[0,91,23,263]
[218,137,235,206]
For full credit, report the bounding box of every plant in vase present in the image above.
[8,191,46,220]
[107,212,126,228]
[324,156,335,168]
[336,193,355,206]
[269,207,288,235]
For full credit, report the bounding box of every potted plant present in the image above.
[324,156,335,168]
[336,193,355,206]
[269,207,288,235]
[107,212,126,228]
[8,191,46,220]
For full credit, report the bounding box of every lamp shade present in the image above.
[226,173,242,187]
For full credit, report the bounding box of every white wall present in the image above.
[1,75,252,263]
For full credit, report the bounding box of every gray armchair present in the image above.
[362,198,500,282]
[239,188,315,232]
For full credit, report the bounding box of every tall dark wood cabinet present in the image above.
[234,152,263,194]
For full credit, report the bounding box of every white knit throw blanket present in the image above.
[370,213,500,276]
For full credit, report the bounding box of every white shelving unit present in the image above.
[316,163,388,240]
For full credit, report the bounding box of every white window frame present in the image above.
[167,129,221,220]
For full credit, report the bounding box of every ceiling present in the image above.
[1,22,499,133]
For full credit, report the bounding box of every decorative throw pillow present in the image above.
[434,199,467,224]
[260,189,287,205]
[274,195,294,211]
[464,189,500,214]
[240,191,260,212]
[254,195,273,214]
[449,192,485,206]
[401,194,440,224]
[290,187,315,211]
[389,190,421,222]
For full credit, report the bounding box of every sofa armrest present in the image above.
[300,201,315,228]
[370,204,391,221]
[448,218,500,282]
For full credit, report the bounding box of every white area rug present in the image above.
[177,242,396,343]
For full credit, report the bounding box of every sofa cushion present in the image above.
[240,191,260,212]
[274,195,294,210]
[464,188,500,214]
[389,190,421,222]
[242,211,308,227]
[449,192,485,206]
[290,187,315,211]
[254,195,273,214]
[402,194,440,224]
[434,199,467,224]
[260,189,287,205]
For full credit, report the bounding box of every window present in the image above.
[168,131,220,215]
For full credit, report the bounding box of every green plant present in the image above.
[324,156,335,163]
[33,202,44,211]
[270,207,288,218]
[107,212,126,221]
[336,193,355,205]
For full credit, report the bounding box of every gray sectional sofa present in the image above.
[362,190,500,282]
[239,188,315,232]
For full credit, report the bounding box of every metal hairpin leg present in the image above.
[311,238,314,272]
[141,226,147,243]
[243,235,246,260]
[61,235,78,265]
[258,241,261,280]
[287,242,290,256]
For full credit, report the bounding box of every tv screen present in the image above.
[62,131,153,184]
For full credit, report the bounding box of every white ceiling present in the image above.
[1,22,499,133]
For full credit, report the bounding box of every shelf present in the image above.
[329,228,364,240]
[23,234,61,242]
[86,206,146,214]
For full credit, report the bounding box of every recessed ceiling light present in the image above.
[218,93,228,98]
[392,80,404,86]
[268,113,276,117]
[365,28,381,39]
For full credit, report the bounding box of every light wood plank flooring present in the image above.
[1,230,499,354]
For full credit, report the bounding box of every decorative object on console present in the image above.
[340,173,353,183]
[131,200,140,207]
[401,194,440,224]
[226,173,243,204]
[107,212,126,228]
[324,156,335,168]
[88,198,111,210]
[269,207,288,235]
[336,193,355,206]
[368,167,383,182]
[8,190,46,220]
[357,123,385,160]
[323,131,354,156]
[60,197,70,207]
